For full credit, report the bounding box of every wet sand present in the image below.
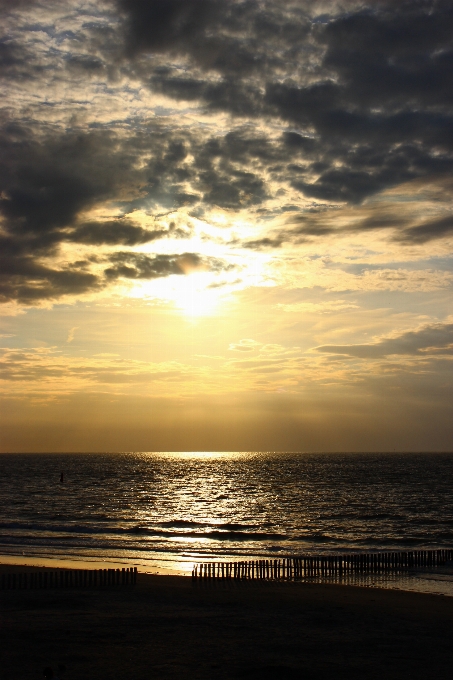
[1,564,453,679]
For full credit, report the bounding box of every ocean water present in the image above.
[1,452,453,595]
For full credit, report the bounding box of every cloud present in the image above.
[66,327,78,343]
[315,323,453,358]
[70,220,171,246]
[124,0,453,205]
[0,254,102,304]
[104,251,230,280]
[396,214,453,244]
[243,200,453,247]
[0,346,198,391]
[2,0,453,310]
[228,339,260,352]
[118,0,311,76]
[277,300,359,314]
[0,127,144,239]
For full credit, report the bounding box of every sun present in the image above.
[171,275,221,318]
[127,272,225,317]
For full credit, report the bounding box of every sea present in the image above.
[1,451,453,596]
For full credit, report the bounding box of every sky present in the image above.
[1,0,452,452]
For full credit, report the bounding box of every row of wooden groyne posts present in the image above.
[2,550,452,590]
[1,567,137,590]
[192,549,453,581]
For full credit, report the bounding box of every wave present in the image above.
[156,520,254,530]
[0,521,286,542]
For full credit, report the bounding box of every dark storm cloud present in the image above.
[0,128,139,239]
[70,220,168,246]
[118,0,310,76]
[315,323,453,358]
[65,54,105,75]
[0,253,101,304]
[0,40,45,81]
[0,125,144,301]
[104,251,230,279]
[242,237,284,250]
[119,0,453,205]
[0,121,229,301]
[320,5,453,109]
[266,4,453,202]
[0,122,202,249]
[0,0,39,9]
[396,214,453,244]
[242,205,453,249]
[149,74,263,117]
[3,0,453,306]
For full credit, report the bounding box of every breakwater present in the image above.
[0,566,137,590]
[192,549,453,581]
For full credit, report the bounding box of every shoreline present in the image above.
[0,554,188,576]
[2,559,453,598]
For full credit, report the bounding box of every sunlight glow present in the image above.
[172,277,221,318]
[127,272,230,317]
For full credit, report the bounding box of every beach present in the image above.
[1,564,453,679]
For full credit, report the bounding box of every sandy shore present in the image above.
[1,565,453,679]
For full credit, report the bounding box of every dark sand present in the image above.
[1,565,453,679]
